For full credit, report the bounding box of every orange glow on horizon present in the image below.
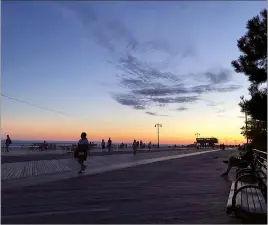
[2,115,246,145]
[1,129,246,145]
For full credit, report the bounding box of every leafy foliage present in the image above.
[232,9,267,150]
[232,9,267,86]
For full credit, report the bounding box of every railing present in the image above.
[253,149,267,169]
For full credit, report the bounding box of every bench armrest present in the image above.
[235,174,257,190]
[232,185,261,210]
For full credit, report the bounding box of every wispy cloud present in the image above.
[217,109,226,114]
[145,112,168,117]
[176,107,188,111]
[57,4,242,115]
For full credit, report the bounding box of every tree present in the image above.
[232,9,267,150]
[240,118,267,151]
[232,9,267,87]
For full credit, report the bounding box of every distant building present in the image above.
[196,137,218,148]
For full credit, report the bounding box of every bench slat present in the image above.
[254,187,267,214]
[226,182,235,213]
[246,187,255,213]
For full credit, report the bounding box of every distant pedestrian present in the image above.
[107,138,112,152]
[43,141,48,150]
[101,139,105,151]
[133,139,137,155]
[148,141,151,150]
[5,135,12,152]
[75,132,89,174]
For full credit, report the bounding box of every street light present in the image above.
[155,123,162,148]
[240,96,249,144]
[195,133,200,139]
[225,138,228,145]
[195,133,200,149]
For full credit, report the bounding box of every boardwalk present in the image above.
[2,150,242,224]
[2,149,218,189]
[1,147,193,164]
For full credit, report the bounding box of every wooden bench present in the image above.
[226,179,266,219]
[226,149,267,221]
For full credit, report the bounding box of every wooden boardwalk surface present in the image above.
[1,160,72,181]
[1,150,244,224]
[1,148,213,182]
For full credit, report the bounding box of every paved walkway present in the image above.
[2,150,241,224]
[2,149,219,189]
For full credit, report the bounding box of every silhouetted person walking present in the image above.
[133,139,137,155]
[5,135,12,152]
[148,141,152,150]
[101,139,105,151]
[140,140,143,149]
[108,138,112,152]
[76,132,89,174]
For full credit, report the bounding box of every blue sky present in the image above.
[1,1,265,143]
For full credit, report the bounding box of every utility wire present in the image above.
[1,93,149,128]
[1,94,76,117]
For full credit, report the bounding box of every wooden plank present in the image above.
[54,160,64,172]
[11,162,23,180]
[36,160,45,175]
[56,160,71,172]
[2,164,15,180]
[6,163,19,180]
[44,160,53,173]
[17,162,26,179]
[50,160,60,173]
[55,160,65,172]
[54,159,62,172]
[25,162,31,177]
[22,162,28,178]
[20,163,27,178]
[6,163,17,180]
[35,160,40,175]
[28,161,33,177]
[254,188,267,214]
[4,164,15,180]
[49,160,58,173]
[13,162,23,179]
[245,185,255,212]
[226,182,235,213]
[250,187,262,214]
[32,161,38,176]
[41,160,50,174]
[236,182,243,208]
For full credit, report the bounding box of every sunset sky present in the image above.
[1,1,265,144]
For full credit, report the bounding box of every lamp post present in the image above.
[240,96,249,144]
[155,123,162,148]
[225,138,228,145]
[195,133,200,149]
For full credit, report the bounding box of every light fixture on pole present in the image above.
[194,133,200,149]
[155,123,162,148]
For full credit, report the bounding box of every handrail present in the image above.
[253,149,267,155]
[259,155,267,162]
[256,158,267,169]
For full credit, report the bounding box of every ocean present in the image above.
[1,140,182,148]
